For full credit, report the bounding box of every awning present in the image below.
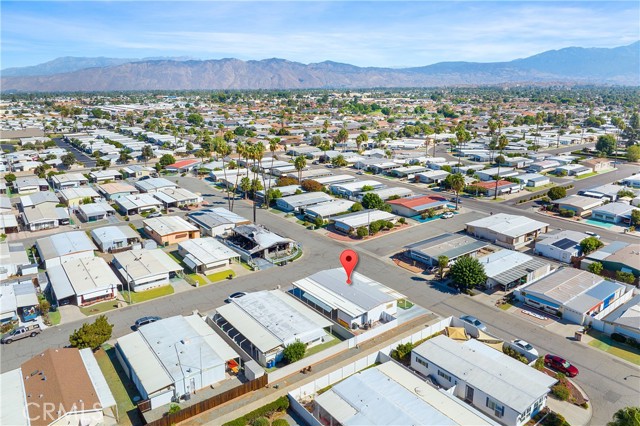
[445,327,469,341]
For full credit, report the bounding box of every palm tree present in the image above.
[449,173,465,210]
[265,138,279,208]
[294,155,307,183]
[494,134,509,200]
[216,141,233,211]
[231,141,245,212]
[251,142,265,222]
[607,407,640,426]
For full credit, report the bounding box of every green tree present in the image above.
[449,255,487,291]
[615,271,636,284]
[294,155,307,182]
[4,173,17,184]
[356,226,368,238]
[580,237,604,254]
[69,315,113,351]
[61,153,76,168]
[119,150,131,164]
[187,113,204,126]
[159,154,176,167]
[361,193,385,210]
[283,340,306,364]
[240,176,251,199]
[596,134,616,155]
[331,154,348,167]
[607,406,640,426]
[301,179,323,192]
[141,145,155,164]
[630,209,640,227]
[627,145,640,162]
[369,220,383,234]
[547,186,567,200]
[350,202,363,212]
[448,173,465,210]
[588,261,604,275]
[334,128,349,144]
[437,255,449,280]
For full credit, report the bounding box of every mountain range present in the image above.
[1,42,638,92]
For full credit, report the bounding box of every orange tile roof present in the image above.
[168,158,200,168]
[387,194,446,208]
[22,348,100,426]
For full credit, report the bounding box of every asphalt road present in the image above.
[1,171,638,425]
[52,137,97,167]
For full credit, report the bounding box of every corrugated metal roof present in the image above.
[116,332,174,394]
[79,348,116,409]
[0,368,30,426]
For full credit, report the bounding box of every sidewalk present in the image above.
[547,395,592,426]
[182,314,440,426]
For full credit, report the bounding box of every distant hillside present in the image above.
[2,42,638,91]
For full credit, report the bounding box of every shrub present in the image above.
[356,226,368,238]
[551,383,570,401]
[534,356,545,371]
[615,270,636,284]
[398,217,406,224]
[559,209,575,218]
[272,419,290,426]
[69,315,114,350]
[611,333,627,343]
[252,418,270,426]
[503,346,528,364]
[547,186,567,200]
[544,411,570,426]
[168,404,181,414]
[283,340,306,364]
[314,216,324,228]
[390,342,415,363]
[222,397,290,426]
[301,179,323,192]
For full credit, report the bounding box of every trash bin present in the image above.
[574,331,583,341]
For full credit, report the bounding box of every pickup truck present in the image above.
[1,324,41,344]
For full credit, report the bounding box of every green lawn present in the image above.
[587,331,640,365]
[575,172,598,180]
[120,285,174,304]
[239,260,254,271]
[48,310,61,325]
[187,273,208,286]
[95,347,139,425]
[499,302,515,311]
[167,251,189,269]
[524,183,555,192]
[79,300,120,316]
[397,299,414,310]
[304,336,342,357]
[206,269,235,282]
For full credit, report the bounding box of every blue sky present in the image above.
[2,1,639,69]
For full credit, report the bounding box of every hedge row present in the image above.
[222,397,290,426]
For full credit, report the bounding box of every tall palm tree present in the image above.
[251,142,265,222]
[494,134,509,200]
[294,155,307,183]
[231,141,245,212]
[449,173,465,211]
[216,141,233,211]
[265,138,279,208]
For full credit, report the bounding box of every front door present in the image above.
[465,385,474,403]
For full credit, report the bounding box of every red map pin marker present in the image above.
[340,249,358,284]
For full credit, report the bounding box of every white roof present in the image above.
[116,332,174,394]
[413,336,556,413]
[315,361,497,426]
[113,249,182,281]
[134,177,177,192]
[331,180,384,192]
[179,237,239,266]
[466,213,548,238]
[0,368,30,426]
[79,348,116,409]
[215,290,332,353]
[116,193,162,210]
[292,268,400,318]
[306,199,355,217]
[48,257,120,297]
[152,187,202,204]
[278,192,333,208]
[144,216,198,236]
[479,249,536,278]
[91,225,140,244]
[314,174,357,185]
[58,187,100,201]
[333,209,397,229]
[0,284,17,316]
[36,231,97,261]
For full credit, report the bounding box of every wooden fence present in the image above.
[141,374,268,426]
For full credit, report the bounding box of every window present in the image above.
[415,357,428,368]
[486,398,505,418]
[437,370,451,382]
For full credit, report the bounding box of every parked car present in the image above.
[134,316,162,329]
[512,339,539,357]
[441,211,454,219]
[356,171,364,175]
[450,197,462,204]
[147,211,162,218]
[585,231,600,239]
[544,354,579,377]
[225,292,247,303]
[1,324,41,344]
[460,315,487,331]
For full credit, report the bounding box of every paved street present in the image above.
[1,169,638,425]
[52,137,97,167]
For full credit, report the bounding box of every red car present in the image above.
[544,354,579,377]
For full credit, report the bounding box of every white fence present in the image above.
[593,289,635,321]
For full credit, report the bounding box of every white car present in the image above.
[512,339,539,357]
[441,211,454,219]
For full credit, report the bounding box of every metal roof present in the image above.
[522,268,604,306]
[413,336,556,413]
[113,249,182,280]
[36,231,96,261]
[333,209,397,229]
[316,362,498,426]
[565,280,625,313]
[178,237,239,266]
[115,193,162,211]
[292,268,400,318]
[466,214,549,238]
[134,177,177,192]
[144,216,198,236]
[0,368,29,426]
[306,199,355,217]
[406,233,488,261]
[91,225,139,245]
[152,187,201,204]
[216,290,332,353]
[479,249,549,286]
[277,192,333,208]
[48,257,120,298]
[79,348,116,409]
[116,332,174,394]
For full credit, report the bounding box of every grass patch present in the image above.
[48,310,61,325]
[187,273,208,286]
[524,183,555,192]
[269,208,284,214]
[95,347,139,425]
[304,336,342,357]
[587,330,640,365]
[239,260,254,271]
[120,285,174,304]
[499,302,515,311]
[167,250,189,269]
[575,172,598,180]
[397,299,414,310]
[489,197,505,202]
[79,300,120,316]
[206,269,235,282]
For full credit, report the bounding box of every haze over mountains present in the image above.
[2,42,638,92]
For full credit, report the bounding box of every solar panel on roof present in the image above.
[552,238,577,250]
